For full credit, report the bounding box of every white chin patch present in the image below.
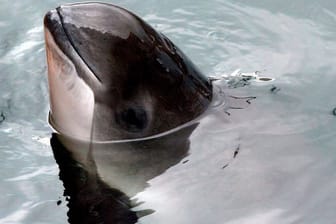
[45,28,94,140]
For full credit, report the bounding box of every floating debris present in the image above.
[270,85,280,93]
[221,144,241,169]
[233,144,240,158]
[0,112,5,124]
[258,77,273,81]
[229,95,256,104]
[221,164,229,169]
[332,108,336,116]
[182,160,189,164]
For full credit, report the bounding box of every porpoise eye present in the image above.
[115,107,148,132]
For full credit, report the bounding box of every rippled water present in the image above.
[1,0,336,223]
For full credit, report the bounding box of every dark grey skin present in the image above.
[44,2,212,141]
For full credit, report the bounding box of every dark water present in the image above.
[1,0,336,223]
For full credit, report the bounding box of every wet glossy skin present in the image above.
[44,3,212,141]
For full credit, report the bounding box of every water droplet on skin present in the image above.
[156,58,163,65]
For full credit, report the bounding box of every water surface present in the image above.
[1,0,336,223]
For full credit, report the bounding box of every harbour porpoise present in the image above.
[44,2,212,141]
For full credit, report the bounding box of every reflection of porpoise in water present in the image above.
[51,123,197,223]
[44,2,213,224]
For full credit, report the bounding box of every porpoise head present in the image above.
[44,2,212,141]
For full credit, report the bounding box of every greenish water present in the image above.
[1,0,336,223]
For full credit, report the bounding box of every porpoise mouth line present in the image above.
[50,7,102,83]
